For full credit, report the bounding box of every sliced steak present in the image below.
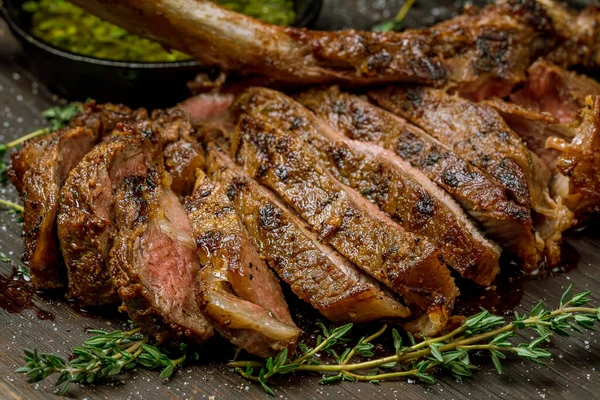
[510,60,600,124]
[127,107,207,196]
[20,127,97,289]
[163,139,206,195]
[484,98,574,169]
[230,114,458,334]
[110,160,213,344]
[206,145,411,325]
[70,101,149,137]
[9,102,146,194]
[547,96,600,218]
[57,134,150,306]
[235,88,500,286]
[8,130,62,194]
[297,87,541,270]
[185,171,299,357]
[370,86,575,268]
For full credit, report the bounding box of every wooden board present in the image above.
[1,9,600,399]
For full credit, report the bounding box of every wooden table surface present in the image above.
[1,5,600,399]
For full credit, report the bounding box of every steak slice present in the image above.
[370,86,575,268]
[8,130,62,194]
[235,88,500,286]
[126,107,207,196]
[484,98,574,170]
[9,102,146,194]
[110,159,213,344]
[297,87,541,270]
[184,170,299,357]
[230,114,458,334]
[206,145,411,324]
[70,101,149,137]
[70,0,555,96]
[57,134,150,306]
[547,96,600,218]
[20,127,97,289]
[510,60,600,124]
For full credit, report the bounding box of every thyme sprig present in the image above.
[16,327,196,396]
[372,0,416,32]
[230,284,600,395]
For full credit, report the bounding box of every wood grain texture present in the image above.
[1,10,600,400]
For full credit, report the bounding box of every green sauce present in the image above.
[22,0,296,63]
[214,1,296,26]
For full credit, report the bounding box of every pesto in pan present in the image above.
[22,0,296,62]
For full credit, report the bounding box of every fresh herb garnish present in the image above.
[16,327,197,396]
[16,265,31,281]
[372,0,416,32]
[0,251,11,263]
[42,103,84,131]
[16,285,600,396]
[230,284,600,394]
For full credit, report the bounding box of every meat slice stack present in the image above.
[8,0,600,356]
[369,86,575,268]
[234,88,501,286]
[8,82,600,353]
[185,169,300,357]
[297,87,539,270]
[206,146,411,324]
[227,112,459,334]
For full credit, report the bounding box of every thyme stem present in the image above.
[4,128,49,149]
[0,198,24,212]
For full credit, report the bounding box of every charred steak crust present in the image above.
[110,158,213,344]
[21,126,97,289]
[369,86,534,207]
[122,107,206,196]
[234,87,501,286]
[9,102,146,195]
[230,114,458,332]
[296,86,541,270]
[58,134,150,306]
[185,171,299,357]
[206,145,412,323]
[370,85,575,268]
